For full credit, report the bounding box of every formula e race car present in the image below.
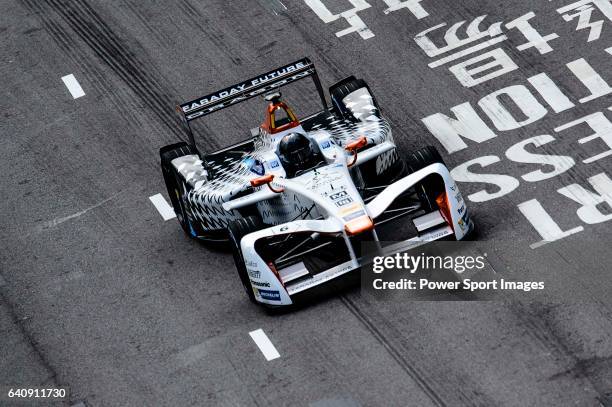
[160,57,473,307]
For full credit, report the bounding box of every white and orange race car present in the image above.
[160,58,473,307]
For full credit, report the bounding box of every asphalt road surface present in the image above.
[1,0,612,406]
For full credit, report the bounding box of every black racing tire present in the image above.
[160,142,197,237]
[227,216,265,303]
[330,77,378,121]
[403,146,446,212]
[404,146,445,172]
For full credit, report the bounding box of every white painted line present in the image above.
[149,193,176,221]
[428,35,507,68]
[249,329,280,361]
[61,74,85,99]
[606,47,612,55]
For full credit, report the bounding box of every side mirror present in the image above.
[250,174,284,193]
[346,136,367,152]
[250,174,274,187]
[346,136,367,167]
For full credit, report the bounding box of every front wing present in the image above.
[240,163,473,306]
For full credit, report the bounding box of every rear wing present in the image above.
[177,57,327,147]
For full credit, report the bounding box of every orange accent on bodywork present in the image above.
[260,101,300,134]
[345,216,374,236]
[346,136,367,167]
[251,174,274,187]
[346,136,367,151]
[268,262,285,287]
[250,174,284,193]
[435,192,454,231]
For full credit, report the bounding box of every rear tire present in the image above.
[330,77,378,121]
[227,216,265,303]
[403,146,446,212]
[160,142,197,237]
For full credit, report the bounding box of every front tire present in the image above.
[227,216,265,303]
[403,146,446,211]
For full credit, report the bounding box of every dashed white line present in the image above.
[61,74,85,99]
[149,193,176,221]
[249,329,280,361]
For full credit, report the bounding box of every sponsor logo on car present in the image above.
[458,211,470,232]
[269,160,280,168]
[258,289,281,301]
[335,197,353,207]
[343,209,366,221]
[329,190,348,200]
[320,140,331,149]
[251,280,271,287]
[340,203,361,215]
[181,61,308,114]
[247,158,265,175]
[247,268,261,279]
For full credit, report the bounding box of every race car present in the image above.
[160,57,474,307]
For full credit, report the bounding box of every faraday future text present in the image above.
[373,279,545,292]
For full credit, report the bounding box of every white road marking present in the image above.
[517,199,583,249]
[304,0,374,39]
[427,36,507,68]
[249,329,280,361]
[505,12,558,54]
[606,47,612,55]
[149,193,176,221]
[528,73,575,113]
[566,58,612,103]
[61,74,85,99]
[382,0,428,18]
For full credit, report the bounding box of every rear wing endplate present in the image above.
[176,58,327,149]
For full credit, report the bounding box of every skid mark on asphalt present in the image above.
[261,0,288,16]
[35,192,120,232]
[25,0,185,141]
[149,193,176,221]
[61,74,85,99]
[509,302,611,400]
[340,295,502,407]
[339,295,447,407]
[249,329,281,361]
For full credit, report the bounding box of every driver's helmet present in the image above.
[278,132,316,176]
